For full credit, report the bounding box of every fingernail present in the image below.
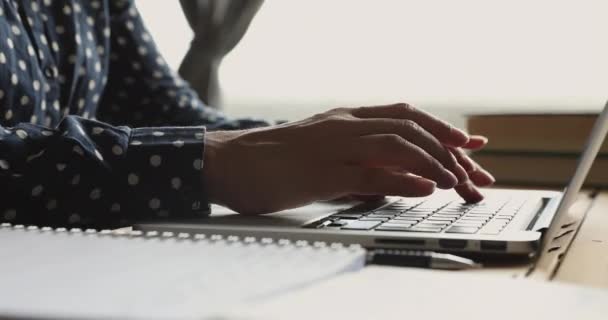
[456,127,470,140]
[475,136,488,144]
[481,168,496,184]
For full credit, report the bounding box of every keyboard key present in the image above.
[400,212,430,217]
[386,219,416,225]
[393,216,422,222]
[385,222,415,229]
[459,215,488,220]
[327,220,349,227]
[433,211,462,215]
[410,226,443,233]
[374,209,403,215]
[426,217,456,222]
[497,210,518,217]
[437,208,466,213]
[359,217,389,222]
[464,213,494,218]
[388,205,414,210]
[445,226,479,234]
[332,213,364,219]
[473,206,496,213]
[341,220,382,230]
[375,224,414,231]
[407,208,436,213]
[431,214,460,219]
[416,222,449,228]
[386,204,414,209]
[368,213,398,219]
[461,216,490,222]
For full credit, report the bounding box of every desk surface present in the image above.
[554,191,608,287]
[446,189,607,286]
[452,189,606,286]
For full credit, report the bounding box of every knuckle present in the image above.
[443,121,455,133]
[380,134,406,148]
[353,106,368,113]
[444,149,459,166]
[322,115,350,127]
[395,102,415,112]
[312,111,331,120]
[400,119,421,132]
[418,151,441,170]
[327,107,351,115]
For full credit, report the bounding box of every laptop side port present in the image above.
[375,238,426,246]
[439,239,467,249]
[480,241,507,251]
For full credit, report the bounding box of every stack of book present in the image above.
[467,113,608,187]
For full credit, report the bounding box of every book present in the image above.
[472,153,608,187]
[0,223,365,320]
[467,113,608,154]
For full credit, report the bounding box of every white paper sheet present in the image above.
[0,226,365,320]
[222,266,608,320]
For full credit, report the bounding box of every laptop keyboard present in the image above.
[316,197,527,235]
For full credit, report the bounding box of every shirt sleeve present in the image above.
[96,0,269,131]
[0,116,209,229]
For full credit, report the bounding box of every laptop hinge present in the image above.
[529,196,560,232]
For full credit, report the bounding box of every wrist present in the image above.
[202,130,241,206]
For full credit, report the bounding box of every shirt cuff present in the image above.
[122,126,210,220]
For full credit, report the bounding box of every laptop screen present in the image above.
[542,100,608,248]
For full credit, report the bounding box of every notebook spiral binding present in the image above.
[0,222,363,252]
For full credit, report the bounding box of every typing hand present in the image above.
[450,136,495,203]
[202,103,493,214]
[348,136,494,203]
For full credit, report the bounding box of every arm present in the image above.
[0,116,207,228]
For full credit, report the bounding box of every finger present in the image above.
[450,147,495,186]
[349,118,468,183]
[454,180,485,203]
[350,103,469,147]
[469,168,495,187]
[342,134,459,189]
[334,166,437,198]
[461,135,488,150]
[449,147,476,172]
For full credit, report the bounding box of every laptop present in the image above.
[138,101,608,257]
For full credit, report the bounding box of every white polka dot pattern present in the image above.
[0,0,268,228]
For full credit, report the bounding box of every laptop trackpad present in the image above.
[180,201,355,228]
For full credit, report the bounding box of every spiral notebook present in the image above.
[0,223,365,320]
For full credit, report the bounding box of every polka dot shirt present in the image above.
[0,0,268,228]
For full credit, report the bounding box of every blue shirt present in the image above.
[0,0,266,228]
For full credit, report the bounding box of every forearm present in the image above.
[0,116,209,228]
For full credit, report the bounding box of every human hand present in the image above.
[348,135,494,203]
[202,103,492,214]
[450,136,495,203]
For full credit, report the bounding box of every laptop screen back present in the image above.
[543,100,608,246]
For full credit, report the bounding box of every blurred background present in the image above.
[136,0,608,128]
